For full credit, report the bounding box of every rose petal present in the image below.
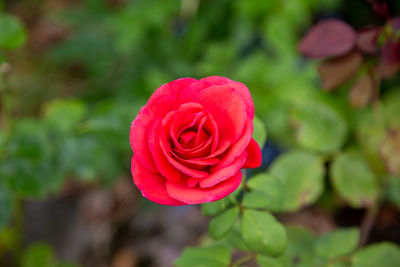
[130,107,158,173]
[199,152,247,188]
[167,103,204,151]
[159,130,209,178]
[148,78,197,106]
[187,177,199,188]
[172,138,213,159]
[212,119,252,171]
[148,119,182,182]
[180,131,197,145]
[201,76,255,119]
[189,85,247,143]
[166,171,243,204]
[242,138,262,168]
[131,157,184,206]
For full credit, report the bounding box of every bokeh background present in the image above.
[1,0,400,266]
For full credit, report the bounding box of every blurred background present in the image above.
[1,0,400,266]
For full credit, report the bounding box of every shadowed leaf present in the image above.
[318,51,362,91]
[349,73,375,108]
[356,27,380,54]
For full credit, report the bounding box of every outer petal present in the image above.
[130,107,157,173]
[166,171,243,204]
[148,78,197,106]
[242,138,262,168]
[131,95,185,173]
[199,152,247,188]
[131,157,184,206]
[201,76,255,119]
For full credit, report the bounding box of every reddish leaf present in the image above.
[381,40,400,64]
[356,27,381,54]
[376,59,400,79]
[318,51,362,91]
[368,0,390,18]
[388,17,400,31]
[380,130,400,175]
[298,19,356,58]
[349,73,375,108]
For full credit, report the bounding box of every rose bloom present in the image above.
[130,76,262,205]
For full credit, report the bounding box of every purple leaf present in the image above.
[356,27,381,54]
[298,19,356,58]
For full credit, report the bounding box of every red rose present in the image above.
[130,76,262,205]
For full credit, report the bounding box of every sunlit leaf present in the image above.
[261,151,325,211]
[353,242,400,267]
[292,100,348,153]
[0,13,27,50]
[314,228,359,259]
[331,151,379,208]
[242,209,287,256]
[175,245,231,267]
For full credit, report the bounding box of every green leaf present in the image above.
[386,175,400,208]
[277,225,316,267]
[174,245,231,267]
[241,209,287,256]
[0,185,12,231]
[253,116,267,148]
[353,242,400,267]
[268,151,325,211]
[257,255,283,267]
[44,99,87,133]
[0,12,27,49]
[383,90,400,129]
[22,243,80,267]
[209,206,239,240]
[331,152,379,208]
[202,198,231,216]
[314,228,359,259]
[222,223,249,251]
[1,120,63,197]
[22,243,56,267]
[292,100,347,153]
[244,173,285,211]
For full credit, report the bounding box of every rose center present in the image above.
[178,128,210,149]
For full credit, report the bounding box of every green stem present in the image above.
[0,62,11,133]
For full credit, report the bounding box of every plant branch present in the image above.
[230,252,256,267]
[359,205,378,247]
